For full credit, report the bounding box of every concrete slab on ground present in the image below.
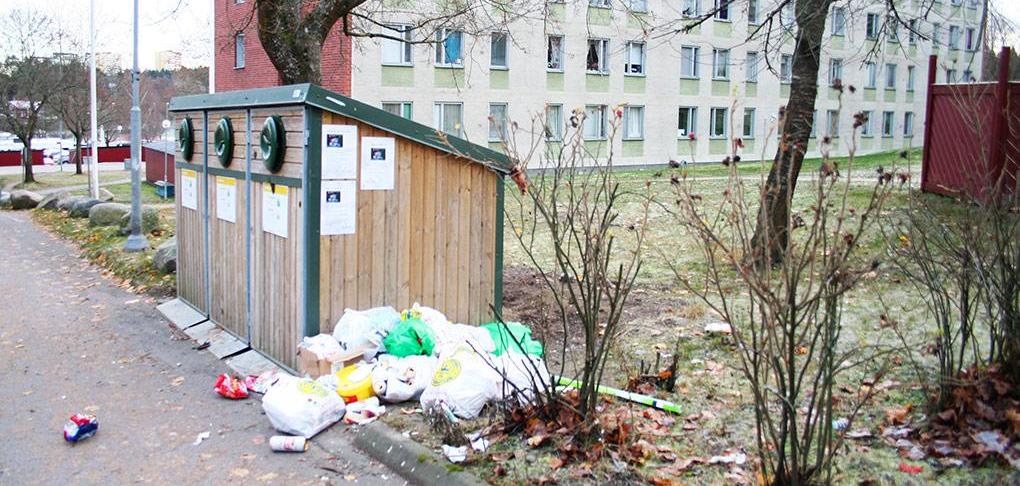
[224,350,285,377]
[156,298,207,330]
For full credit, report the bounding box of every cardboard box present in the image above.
[296,348,365,378]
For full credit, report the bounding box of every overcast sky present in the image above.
[0,0,1017,70]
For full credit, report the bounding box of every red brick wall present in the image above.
[215,1,351,95]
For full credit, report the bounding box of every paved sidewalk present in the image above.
[0,211,396,484]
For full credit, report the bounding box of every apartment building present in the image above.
[215,0,984,166]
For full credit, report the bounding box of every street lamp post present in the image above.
[88,0,99,198]
[124,0,148,252]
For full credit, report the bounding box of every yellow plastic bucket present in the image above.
[335,364,375,403]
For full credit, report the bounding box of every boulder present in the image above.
[98,188,115,202]
[89,202,130,226]
[10,190,43,210]
[69,198,103,218]
[153,236,176,274]
[57,196,88,211]
[37,192,66,210]
[0,192,10,208]
[118,206,161,235]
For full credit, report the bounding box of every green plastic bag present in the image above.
[383,318,437,357]
[482,322,543,357]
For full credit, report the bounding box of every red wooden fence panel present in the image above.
[143,146,175,185]
[0,149,44,167]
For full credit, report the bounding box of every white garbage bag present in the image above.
[261,375,347,438]
[420,345,501,419]
[371,355,438,403]
[495,353,551,405]
[332,306,401,358]
[436,323,496,354]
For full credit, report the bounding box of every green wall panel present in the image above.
[680,78,700,96]
[624,76,645,94]
[622,140,643,157]
[434,67,465,88]
[381,66,414,87]
[547,71,564,91]
[490,69,509,89]
[586,74,609,92]
[587,6,611,26]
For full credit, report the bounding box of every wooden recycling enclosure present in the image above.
[169,84,509,369]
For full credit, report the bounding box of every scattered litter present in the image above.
[973,430,1009,454]
[193,431,211,446]
[297,334,345,378]
[420,345,501,420]
[170,376,185,387]
[466,431,490,452]
[708,451,747,465]
[343,397,386,425]
[63,414,99,443]
[269,435,309,452]
[333,307,400,358]
[247,370,280,394]
[383,317,436,357]
[703,322,732,334]
[442,444,468,463]
[262,375,346,438]
[846,429,873,440]
[832,418,849,431]
[214,374,249,399]
[336,363,375,403]
[898,463,923,474]
[372,355,437,403]
[193,342,210,350]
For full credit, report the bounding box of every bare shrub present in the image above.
[661,96,893,484]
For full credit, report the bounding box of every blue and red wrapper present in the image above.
[63,414,99,443]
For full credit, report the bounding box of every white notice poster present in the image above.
[262,184,289,238]
[321,124,358,179]
[360,137,396,190]
[320,179,356,235]
[181,169,198,210]
[215,176,237,223]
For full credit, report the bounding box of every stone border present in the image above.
[352,422,483,486]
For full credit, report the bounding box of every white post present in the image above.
[88,0,100,198]
[124,0,148,252]
[208,0,215,94]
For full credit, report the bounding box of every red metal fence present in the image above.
[0,149,43,167]
[922,48,1020,201]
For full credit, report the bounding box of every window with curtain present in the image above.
[234,34,245,68]
[434,102,463,137]
[710,107,727,138]
[382,102,412,119]
[625,42,646,75]
[547,35,564,70]
[434,29,463,65]
[882,111,894,137]
[713,49,730,79]
[746,51,759,82]
[545,104,563,141]
[489,103,508,141]
[587,38,610,73]
[583,105,607,140]
[623,106,644,140]
[681,46,700,78]
[742,108,755,138]
[381,25,412,65]
[490,33,508,68]
[678,107,697,138]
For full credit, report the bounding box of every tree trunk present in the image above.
[21,141,35,184]
[74,136,83,175]
[750,0,833,266]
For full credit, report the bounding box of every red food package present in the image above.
[898,463,923,474]
[214,373,249,399]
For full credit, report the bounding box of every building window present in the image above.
[489,103,508,142]
[746,51,759,82]
[234,33,245,68]
[882,111,894,137]
[965,28,976,51]
[623,106,645,140]
[435,28,463,66]
[587,38,610,74]
[748,0,759,24]
[710,107,728,138]
[885,63,897,89]
[381,25,413,65]
[860,111,873,137]
[545,104,563,141]
[681,46,699,78]
[547,35,564,71]
[828,58,843,85]
[712,48,730,79]
[781,2,795,28]
[826,109,839,138]
[903,112,914,137]
[583,105,607,140]
[866,13,880,40]
[908,19,918,45]
[780,54,792,83]
[887,17,899,43]
[832,7,846,36]
[946,68,957,83]
[382,102,412,119]
[678,107,697,138]
[490,32,508,69]
[810,109,818,138]
[629,0,648,13]
[865,62,877,88]
[963,70,973,82]
[949,25,961,50]
[932,23,942,47]
[714,0,731,21]
[589,0,611,7]
[951,0,962,5]
[742,108,755,139]
[434,102,463,137]
[625,41,646,75]
[906,66,915,91]
[681,0,699,18]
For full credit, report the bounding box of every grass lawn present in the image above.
[1,169,131,192]
[68,181,169,205]
[619,148,921,179]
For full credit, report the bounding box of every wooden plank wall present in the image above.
[206,111,249,340]
[318,112,499,334]
[174,111,207,314]
[249,107,305,369]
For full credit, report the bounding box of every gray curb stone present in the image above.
[352,422,483,486]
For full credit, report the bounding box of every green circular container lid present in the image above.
[214,117,234,166]
[177,117,194,162]
[260,116,286,173]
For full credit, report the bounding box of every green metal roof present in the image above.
[169,83,513,174]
